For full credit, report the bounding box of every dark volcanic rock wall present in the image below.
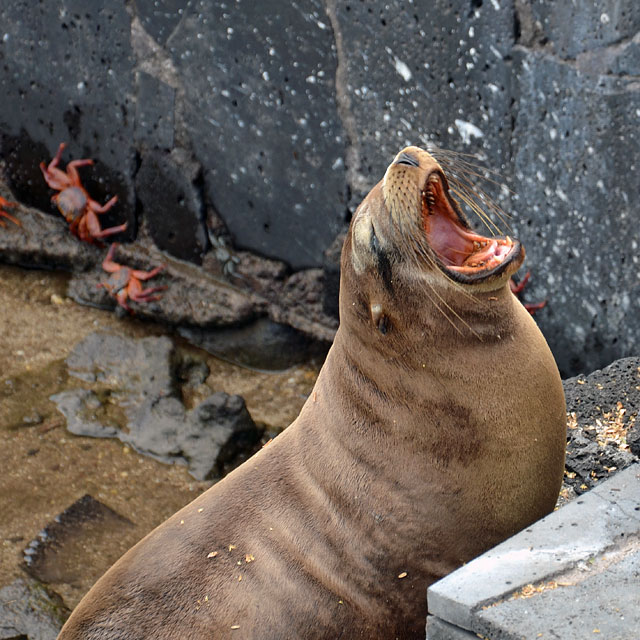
[509,0,640,375]
[0,0,639,376]
[0,2,137,238]
[166,0,348,268]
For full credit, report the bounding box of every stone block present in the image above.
[427,464,640,639]
[510,47,640,375]
[166,0,348,269]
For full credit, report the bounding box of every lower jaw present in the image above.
[441,240,524,286]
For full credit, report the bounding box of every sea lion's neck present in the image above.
[340,279,521,385]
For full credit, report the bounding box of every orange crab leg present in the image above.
[84,210,127,240]
[116,288,133,313]
[131,264,165,280]
[128,278,166,301]
[101,243,121,273]
[88,195,118,214]
[65,158,94,187]
[0,197,20,227]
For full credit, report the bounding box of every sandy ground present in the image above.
[0,262,319,609]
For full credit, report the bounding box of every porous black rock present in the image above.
[526,1,640,59]
[135,72,176,150]
[166,0,348,269]
[563,357,640,495]
[509,45,640,377]
[330,0,515,205]
[134,0,186,46]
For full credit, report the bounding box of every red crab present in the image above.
[98,243,167,313]
[0,196,20,227]
[510,271,547,314]
[40,142,127,244]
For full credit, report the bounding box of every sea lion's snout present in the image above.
[380,146,524,287]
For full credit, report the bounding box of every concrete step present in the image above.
[426,464,640,640]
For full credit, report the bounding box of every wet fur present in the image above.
[58,147,566,640]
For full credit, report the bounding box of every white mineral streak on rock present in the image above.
[393,57,412,82]
[454,119,483,145]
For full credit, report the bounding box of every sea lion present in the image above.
[57,146,566,640]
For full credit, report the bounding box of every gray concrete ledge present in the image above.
[427,464,640,639]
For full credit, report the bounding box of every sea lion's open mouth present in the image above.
[421,171,520,284]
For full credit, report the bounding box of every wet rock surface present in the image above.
[0,577,68,640]
[23,495,133,608]
[563,357,640,497]
[51,333,260,480]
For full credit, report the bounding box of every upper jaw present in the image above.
[421,170,523,285]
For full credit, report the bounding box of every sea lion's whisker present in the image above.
[428,146,508,182]
[406,244,485,337]
[424,280,482,340]
[449,187,502,236]
[450,180,512,233]
[425,145,514,234]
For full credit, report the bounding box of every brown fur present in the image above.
[57,147,566,640]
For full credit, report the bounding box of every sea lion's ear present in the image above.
[352,200,394,291]
[351,203,375,275]
[351,185,394,273]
